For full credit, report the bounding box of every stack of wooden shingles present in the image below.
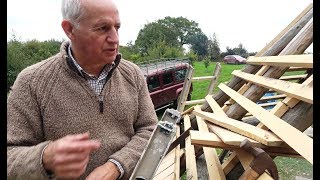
[152,3,313,180]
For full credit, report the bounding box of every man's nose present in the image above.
[107,28,119,44]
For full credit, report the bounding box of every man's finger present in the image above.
[56,140,101,153]
[53,151,90,164]
[55,156,90,177]
[65,132,90,141]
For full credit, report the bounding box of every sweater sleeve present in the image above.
[109,66,158,179]
[7,69,51,179]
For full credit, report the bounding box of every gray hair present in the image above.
[61,0,83,28]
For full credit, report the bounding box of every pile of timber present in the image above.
[152,3,313,180]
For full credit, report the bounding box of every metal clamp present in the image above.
[158,121,175,135]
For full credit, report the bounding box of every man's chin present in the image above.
[103,56,117,64]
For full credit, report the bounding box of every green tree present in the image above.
[233,43,249,58]
[7,38,61,91]
[119,41,141,62]
[141,41,184,61]
[185,50,198,66]
[134,16,202,55]
[188,32,209,60]
[207,33,221,61]
[203,58,210,72]
[157,16,202,46]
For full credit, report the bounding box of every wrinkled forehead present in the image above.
[80,0,119,21]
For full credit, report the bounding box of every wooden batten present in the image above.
[194,106,226,180]
[192,109,283,146]
[232,70,313,104]
[280,74,308,81]
[218,83,313,164]
[258,94,286,102]
[246,54,312,68]
[190,130,300,157]
[184,115,198,180]
[287,67,309,72]
[207,123,260,146]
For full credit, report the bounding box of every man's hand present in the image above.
[86,161,120,180]
[43,132,101,179]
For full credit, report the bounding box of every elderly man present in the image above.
[7,0,158,179]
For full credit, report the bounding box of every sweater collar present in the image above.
[61,41,122,77]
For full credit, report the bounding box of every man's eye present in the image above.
[96,26,107,31]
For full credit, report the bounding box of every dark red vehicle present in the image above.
[139,59,192,110]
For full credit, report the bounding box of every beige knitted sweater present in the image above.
[7,42,158,180]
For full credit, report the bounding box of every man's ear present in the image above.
[61,20,75,40]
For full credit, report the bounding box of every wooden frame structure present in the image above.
[152,3,312,180]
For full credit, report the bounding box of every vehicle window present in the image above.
[163,72,173,85]
[175,69,187,81]
[147,76,160,90]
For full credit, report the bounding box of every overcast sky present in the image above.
[7,0,313,53]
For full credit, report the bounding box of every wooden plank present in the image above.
[181,106,194,116]
[257,75,314,129]
[190,130,300,157]
[192,76,215,81]
[152,164,175,180]
[246,54,313,68]
[223,83,250,108]
[184,115,198,180]
[203,97,259,173]
[207,62,222,95]
[185,99,205,105]
[280,74,308,81]
[205,95,226,116]
[192,109,283,146]
[154,150,175,176]
[287,67,309,72]
[218,83,313,164]
[174,125,180,180]
[208,123,260,146]
[177,66,194,112]
[235,149,254,170]
[257,172,274,180]
[221,152,239,175]
[269,102,289,117]
[232,70,313,104]
[258,101,278,108]
[259,94,286,101]
[194,106,226,180]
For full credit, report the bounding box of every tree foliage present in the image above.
[207,33,221,61]
[220,43,250,59]
[188,32,208,60]
[232,43,249,58]
[134,16,202,55]
[7,38,61,91]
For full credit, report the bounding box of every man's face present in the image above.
[72,0,120,65]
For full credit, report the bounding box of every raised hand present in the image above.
[42,132,101,179]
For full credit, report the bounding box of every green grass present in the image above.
[191,61,245,100]
[275,157,313,179]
